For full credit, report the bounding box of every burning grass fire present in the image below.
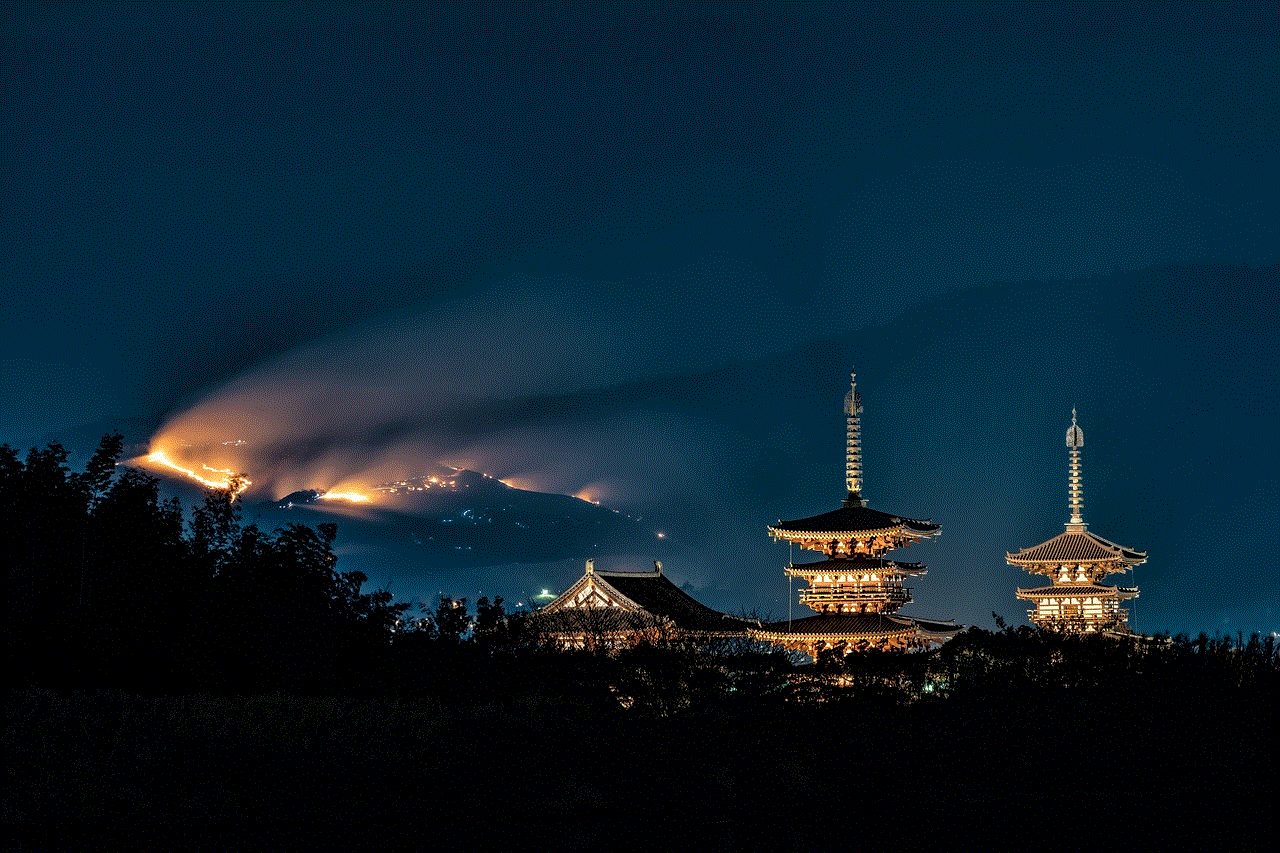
[140,414,594,512]
[319,491,370,503]
[138,447,374,504]
[143,450,252,498]
[135,442,523,508]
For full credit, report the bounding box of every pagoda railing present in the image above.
[787,568,911,581]
[1027,608,1129,627]
[799,588,912,605]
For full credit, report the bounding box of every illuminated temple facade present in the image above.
[1008,410,1145,633]
[752,373,960,657]
[533,560,755,649]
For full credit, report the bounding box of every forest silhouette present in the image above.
[4,436,1276,838]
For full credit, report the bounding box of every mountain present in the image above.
[120,460,671,608]
[244,465,662,569]
[15,264,1278,633]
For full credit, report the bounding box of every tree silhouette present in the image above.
[2,434,407,692]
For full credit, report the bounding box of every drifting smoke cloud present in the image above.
[147,283,781,505]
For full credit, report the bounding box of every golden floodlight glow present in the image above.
[146,450,252,498]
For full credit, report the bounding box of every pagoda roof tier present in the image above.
[786,556,927,577]
[1007,529,1145,567]
[753,612,917,641]
[1017,584,1139,600]
[751,614,962,645]
[769,505,939,541]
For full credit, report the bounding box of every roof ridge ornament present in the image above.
[1065,407,1086,530]
[843,370,864,507]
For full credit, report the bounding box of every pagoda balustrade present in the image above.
[800,537,908,557]
[1027,609,1129,626]
[797,587,912,606]
[1026,607,1129,625]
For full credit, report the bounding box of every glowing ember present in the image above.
[145,450,251,497]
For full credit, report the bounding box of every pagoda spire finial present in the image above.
[1065,407,1085,530]
[843,371,864,507]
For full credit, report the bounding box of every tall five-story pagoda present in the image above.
[1008,410,1145,633]
[752,373,960,657]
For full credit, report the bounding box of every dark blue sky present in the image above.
[3,3,1277,634]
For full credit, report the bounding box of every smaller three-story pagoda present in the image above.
[1008,410,1145,632]
[752,373,959,657]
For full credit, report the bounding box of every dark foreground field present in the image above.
[6,631,1276,845]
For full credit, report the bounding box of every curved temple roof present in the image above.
[1007,529,1146,566]
[1017,583,1139,599]
[753,612,961,641]
[785,556,927,576]
[539,567,754,633]
[769,504,939,540]
[598,570,755,632]
[754,612,918,640]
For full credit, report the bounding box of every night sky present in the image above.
[3,3,1277,635]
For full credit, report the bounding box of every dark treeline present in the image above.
[4,437,1278,838]
[2,435,408,693]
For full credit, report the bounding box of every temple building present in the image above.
[752,373,961,657]
[532,559,755,649]
[1008,410,1145,633]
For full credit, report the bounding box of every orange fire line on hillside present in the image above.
[142,450,373,504]
[144,450,252,498]
[319,491,370,503]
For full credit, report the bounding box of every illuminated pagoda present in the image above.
[533,560,754,649]
[1008,410,1144,633]
[752,373,960,657]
